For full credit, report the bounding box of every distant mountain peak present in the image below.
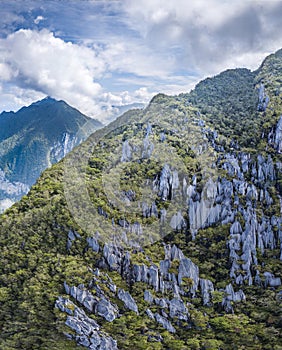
[0,97,102,211]
[30,96,59,107]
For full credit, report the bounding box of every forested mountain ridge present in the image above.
[0,50,281,349]
[0,97,102,212]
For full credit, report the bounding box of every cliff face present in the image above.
[0,97,102,212]
[0,51,281,350]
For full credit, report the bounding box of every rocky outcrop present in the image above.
[67,230,81,250]
[121,140,132,162]
[263,272,281,287]
[144,290,154,304]
[55,297,118,349]
[142,124,154,158]
[200,279,214,306]
[153,164,179,201]
[117,289,139,313]
[170,211,186,230]
[274,116,282,153]
[64,282,119,322]
[178,258,199,297]
[95,298,119,322]
[155,313,176,333]
[268,115,282,153]
[257,83,270,112]
[168,298,189,321]
[222,284,245,313]
[50,132,78,161]
[87,236,100,253]
[188,178,220,238]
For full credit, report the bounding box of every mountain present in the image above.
[0,97,102,212]
[0,50,282,350]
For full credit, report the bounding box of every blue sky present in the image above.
[1,0,282,123]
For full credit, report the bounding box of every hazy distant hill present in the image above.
[0,97,102,211]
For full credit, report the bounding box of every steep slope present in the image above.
[0,51,281,350]
[0,97,102,212]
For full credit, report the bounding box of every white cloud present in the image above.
[123,0,282,75]
[103,87,155,107]
[0,29,106,117]
[0,62,15,81]
[0,198,14,213]
[0,28,163,121]
[100,41,174,78]
[34,15,45,25]
[0,83,45,112]
[1,1,282,123]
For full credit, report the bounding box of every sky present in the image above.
[0,0,282,123]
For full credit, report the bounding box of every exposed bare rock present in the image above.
[55,297,118,350]
[144,290,154,304]
[95,298,119,322]
[121,140,132,162]
[200,279,214,305]
[222,284,245,313]
[264,272,281,287]
[154,313,176,333]
[178,258,199,297]
[117,289,139,313]
[168,298,189,321]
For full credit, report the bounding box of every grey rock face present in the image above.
[121,140,132,162]
[0,169,29,212]
[95,298,119,322]
[117,289,139,313]
[98,337,119,350]
[154,164,180,201]
[164,244,185,261]
[132,264,160,291]
[274,116,282,153]
[103,244,123,271]
[169,298,189,321]
[200,279,214,305]
[170,211,186,230]
[268,115,282,153]
[158,164,172,200]
[142,136,154,158]
[144,290,154,304]
[222,284,245,313]
[257,83,270,112]
[66,284,97,312]
[55,296,76,315]
[55,297,118,349]
[64,282,118,322]
[155,297,168,308]
[264,272,282,287]
[159,259,170,279]
[87,236,100,253]
[230,221,243,235]
[178,258,199,296]
[189,178,219,238]
[67,230,81,250]
[148,265,159,291]
[154,313,176,333]
[142,201,158,218]
[146,308,155,319]
[131,244,216,308]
